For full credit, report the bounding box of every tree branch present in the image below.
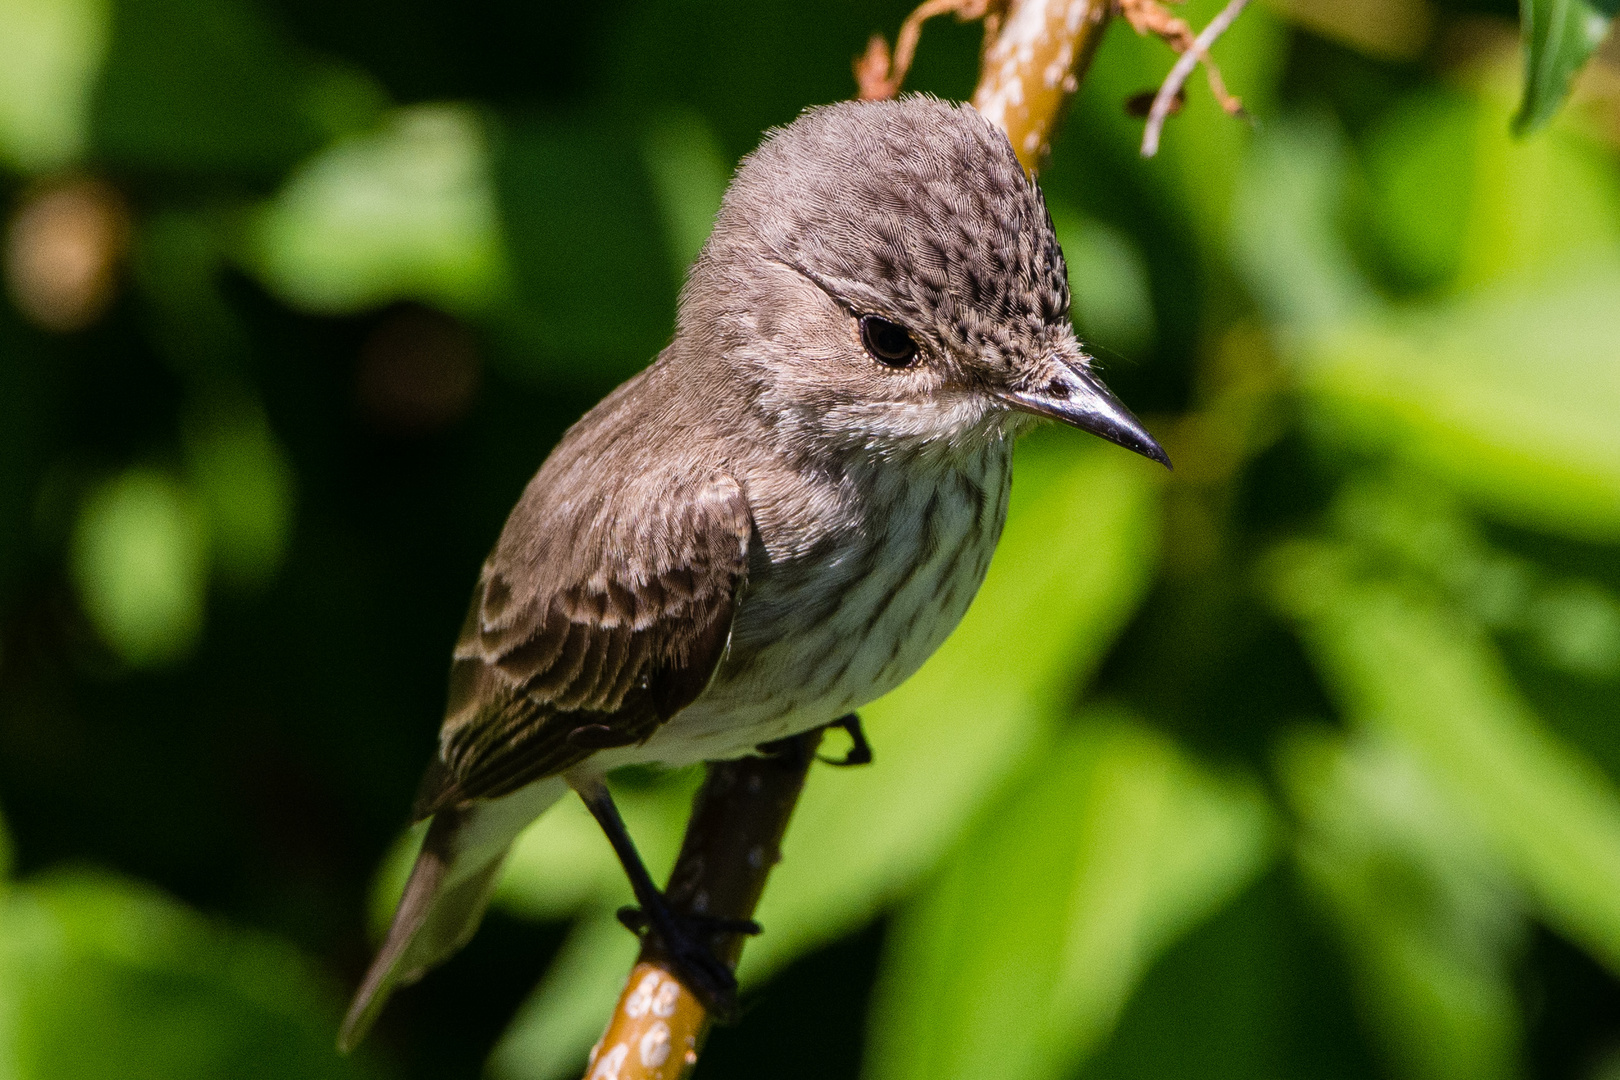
[971,0,1113,171]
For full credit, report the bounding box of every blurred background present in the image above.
[2,0,1620,1077]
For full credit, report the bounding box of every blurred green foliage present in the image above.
[0,867,383,1079]
[2,0,1620,1079]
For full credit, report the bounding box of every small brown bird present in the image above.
[340,95,1167,1049]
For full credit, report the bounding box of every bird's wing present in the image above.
[413,471,752,817]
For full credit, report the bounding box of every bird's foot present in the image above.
[756,714,872,768]
[817,713,873,767]
[576,779,758,1020]
[615,902,761,1021]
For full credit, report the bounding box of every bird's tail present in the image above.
[338,777,567,1052]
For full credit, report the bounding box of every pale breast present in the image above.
[635,438,1012,767]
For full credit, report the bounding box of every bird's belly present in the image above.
[632,445,1011,768]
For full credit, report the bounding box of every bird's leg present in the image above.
[817,713,873,767]
[574,779,760,1018]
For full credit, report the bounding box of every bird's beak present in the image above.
[1000,357,1171,468]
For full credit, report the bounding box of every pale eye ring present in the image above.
[859,315,918,368]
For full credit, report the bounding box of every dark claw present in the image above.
[616,903,759,1021]
[616,905,761,938]
[669,941,741,1022]
[817,714,873,767]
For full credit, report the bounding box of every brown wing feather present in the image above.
[414,472,751,818]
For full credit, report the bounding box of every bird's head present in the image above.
[680,94,1168,468]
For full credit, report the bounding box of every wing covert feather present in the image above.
[415,472,751,817]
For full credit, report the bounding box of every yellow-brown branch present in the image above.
[971,0,1112,171]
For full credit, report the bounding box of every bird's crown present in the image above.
[717,95,1070,369]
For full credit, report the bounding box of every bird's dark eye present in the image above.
[859,315,918,368]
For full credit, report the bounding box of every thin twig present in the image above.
[855,34,898,100]
[1140,0,1252,157]
[895,0,997,91]
[1119,0,1244,120]
[856,0,1002,100]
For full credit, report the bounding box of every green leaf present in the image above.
[1048,201,1157,356]
[1362,91,1479,291]
[1455,75,1620,288]
[1077,867,1382,1080]
[70,468,208,668]
[243,105,507,316]
[132,210,252,372]
[1230,116,1377,331]
[0,0,110,171]
[1514,0,1617,136]
[1324,476,1620,679]
[865,718,1274,1080]
[1242,79,1620,306]
[0,870,384,1080]
[1278,728,1526,1080]
[739,432,1163,983]
[183,404,295,592]
[1298,269,1620,541]
[1270,539,1620,980]
[1523,579,1620,679]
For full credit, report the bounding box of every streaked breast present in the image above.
[644,438,1012,764]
